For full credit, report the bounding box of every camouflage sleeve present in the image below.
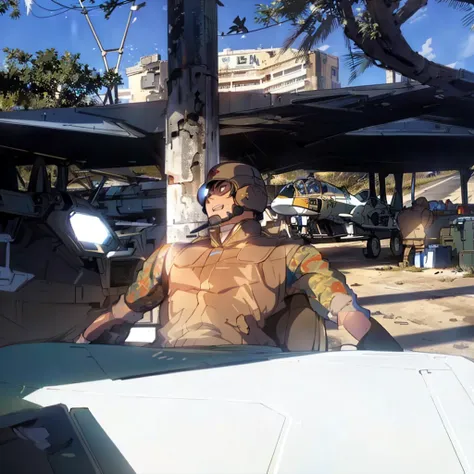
[124,243,172,313]
[286,245,359,323]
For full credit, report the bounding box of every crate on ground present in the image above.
[415,245,452,269]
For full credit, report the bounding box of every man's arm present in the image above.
[77,244,172,343]
[421,209,434,229]
[286,245,371,341]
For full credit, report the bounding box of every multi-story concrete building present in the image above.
[124,48,340,103]
[218,47,340,93]
[125,54,168,103]
[385,69,409,84]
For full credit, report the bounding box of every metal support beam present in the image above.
[459,168,473,206]
[368,173,376,199]
[165,0,219,243]
[393,173,404,211]
[56,164,69,192]
[411,172,416,204]
[379,173,387,204]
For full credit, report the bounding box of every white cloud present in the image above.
[241,35,246,39]
[24,0,33,15]
[132,17,137,24]
[408,7,428,24]
[419,38,436,61]
[461,34,474,59]
[446,62,458,69]
[318,44,330,52]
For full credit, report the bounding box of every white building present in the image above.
[124,48,340,103]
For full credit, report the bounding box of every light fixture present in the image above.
[70,212,112,245]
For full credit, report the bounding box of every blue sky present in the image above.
[1,0,474,87]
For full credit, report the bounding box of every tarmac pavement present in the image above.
[320,240,474,359]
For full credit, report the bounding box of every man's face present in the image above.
[205,180,235,220]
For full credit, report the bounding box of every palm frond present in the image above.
[344,50,376,84]
[435,0,473,11]
[283,12,341,54]
[461,8,474,26]
[436,0,474,28]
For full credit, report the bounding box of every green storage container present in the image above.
[451,217,474,256]
[459,250,474,272]
[440,227,455,252]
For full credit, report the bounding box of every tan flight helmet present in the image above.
[198,161,268,218]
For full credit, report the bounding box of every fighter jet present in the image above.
[270,176,402,259]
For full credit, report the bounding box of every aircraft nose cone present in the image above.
[270,197,295,216]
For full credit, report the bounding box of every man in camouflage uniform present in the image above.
[78,162,398,351]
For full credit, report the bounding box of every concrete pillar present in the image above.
[165,0,219,243]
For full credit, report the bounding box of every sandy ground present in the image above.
[320,240,474,359]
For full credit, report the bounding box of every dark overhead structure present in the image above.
[0,82,474,174]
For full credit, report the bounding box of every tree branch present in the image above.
[396,0,428,25]
[340,0,474,96]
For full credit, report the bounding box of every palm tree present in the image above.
[255,0,474,92]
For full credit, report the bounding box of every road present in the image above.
[416,175,461,202]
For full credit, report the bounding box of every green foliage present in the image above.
[0,0,139,19]
[0,48,123,110]
[344,48,377,84]
[255,0,474,82]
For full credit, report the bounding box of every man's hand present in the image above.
[75,334,91,344]
[76,296,144,345]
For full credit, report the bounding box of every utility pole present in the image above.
[78,0,145,105]
[165,0,219,243]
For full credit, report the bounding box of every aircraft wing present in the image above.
[3,348,473,474]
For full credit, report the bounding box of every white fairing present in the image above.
[270,198,319,216]
[25,351,474,474]
[348,195,364,207]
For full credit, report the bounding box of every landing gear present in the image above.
[363,236,381,259]
[390,231,403,257]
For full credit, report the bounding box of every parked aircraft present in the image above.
[270,176,402,259]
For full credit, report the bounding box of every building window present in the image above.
[284,65,302,75]
[273,70,283,78]
[331,66,337,78]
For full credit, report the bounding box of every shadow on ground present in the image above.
[358,286,474,305]
[394,325,474,349]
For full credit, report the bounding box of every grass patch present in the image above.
[374,266,400,272]
[270,170,454,196]
[405,266,424,272]
[440,277,455,283]
[463,268,474,278]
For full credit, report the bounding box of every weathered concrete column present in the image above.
[165,0,219,243]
